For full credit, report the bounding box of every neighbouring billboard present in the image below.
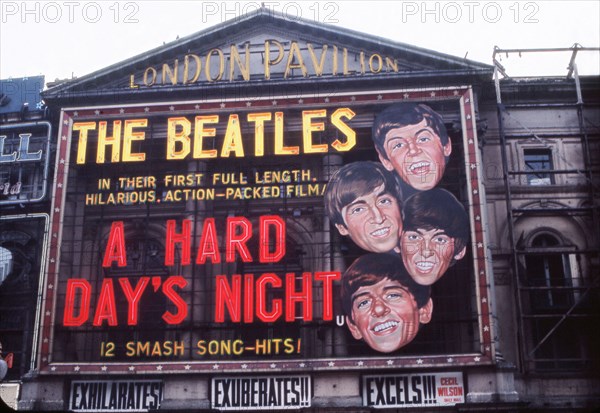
[0,122,51,205]
[37,87,493,375]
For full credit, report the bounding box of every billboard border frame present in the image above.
[37,86,495,374]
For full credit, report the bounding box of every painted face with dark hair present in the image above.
[401,228,466,285]
[378,119,452,191]
[336,184,402,253]
[346,277,433,353]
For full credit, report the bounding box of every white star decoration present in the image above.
[212,364,219,370]
[328,361,335,367]
[482,297,487,303]
[377,94,383,100]
[430,91,436,97]
[129,366,135,371]
[74,366,80,371]
[63,120,69,125]
[220,103,226,108]
[194,105,200,110]
[299,363,306,368]
[241,364,248,369]
[270,363,277,368]
[101,366,107,371]
[416,359,423,364]
[169,106,175,111]
[447,358,453,363]
[94,110,100,115]
[144,107,150,112]
[474,357,481,362]
[50,366,56,371]
[453,90,460,96]
[350,96,356,101]
[386,360,394,365]
[272,100,278,106]
[484,325,490,332]
[156,365,163,371]
[246,102,252,107]
[184,365,191,370]
[357,361,364,366]
[119,109,125,114]
[403,93,410,99]
[298,99,304,104]
[324,97,330,103]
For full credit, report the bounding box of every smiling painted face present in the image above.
[378,119,451,191]
[401,228,466,286]
[336,184,402,253]
[346,277,433,353]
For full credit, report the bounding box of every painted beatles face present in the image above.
[336,184,402,253]
[401,228,466,286]
[378,119,451,191]
[347,277,433,353]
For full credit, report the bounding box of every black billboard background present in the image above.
[38,89,490,372]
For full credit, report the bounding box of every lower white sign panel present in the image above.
[362,372,464,408]
[212,375,311,410]
[70,380,163,412]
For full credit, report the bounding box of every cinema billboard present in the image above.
[37,87,494,374]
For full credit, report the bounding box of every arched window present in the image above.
[525,233,575,311]
[522,231,590,371]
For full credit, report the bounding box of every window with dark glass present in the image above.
[524,148,553,185]
[522,233,596,372]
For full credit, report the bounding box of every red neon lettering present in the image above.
[118,277,149,325]
[314,271,340,321]
[214,274,241,322]
[162,275,188,324]
[102,221,127,267]
[63,279,91,326]
[244,274,254,323]
[259,215,285,263]
[93,279,118,326]
[165,219,192,265]
[285,272,313,321]
[226,217,252,262]
[196,218,221,264]
[256,273,282,322]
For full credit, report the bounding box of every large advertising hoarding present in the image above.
[0,213,49,379]
[38,87,494,374]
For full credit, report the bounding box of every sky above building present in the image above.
[1,0,599,85]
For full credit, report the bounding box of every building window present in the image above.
[524,148,553,185]
[522,232,595,372]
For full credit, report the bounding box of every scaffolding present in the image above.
[493,45,600,372]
